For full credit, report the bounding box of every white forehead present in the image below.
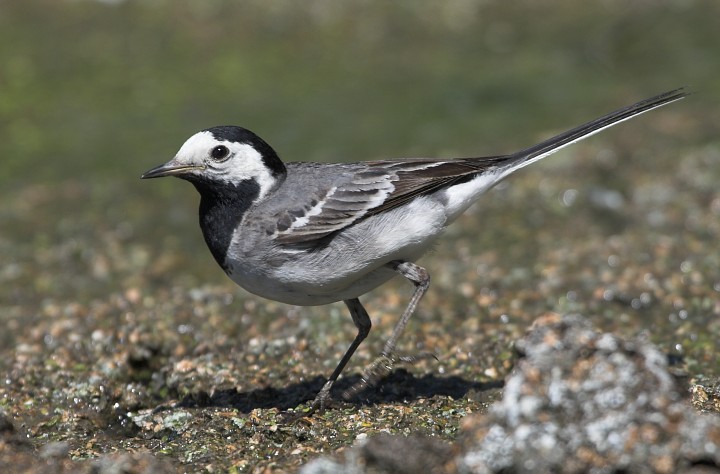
[177,130,275,197]
[176,131,224,160]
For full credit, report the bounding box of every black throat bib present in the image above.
[192,178,260,271]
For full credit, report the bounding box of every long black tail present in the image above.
[507,88,688,170]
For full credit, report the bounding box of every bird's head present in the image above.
[142,126,286,197]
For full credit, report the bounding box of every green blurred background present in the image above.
[3,0,718,185]
[1,0,718,331]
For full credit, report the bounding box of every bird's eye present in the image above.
[210,145,230,161]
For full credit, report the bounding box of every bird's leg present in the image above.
[343,260,431,399]
[302,298,371,416]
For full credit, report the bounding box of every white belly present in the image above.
[226,261,400,306]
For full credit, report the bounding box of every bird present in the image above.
[142,88,686,415]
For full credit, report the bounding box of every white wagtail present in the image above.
[142,88,686,414]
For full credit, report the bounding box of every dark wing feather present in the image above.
[365,157,507,214]
[273,156,507,244]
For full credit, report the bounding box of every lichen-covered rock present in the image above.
[458,313,720,473]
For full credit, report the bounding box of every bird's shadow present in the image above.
[157,369,503,414]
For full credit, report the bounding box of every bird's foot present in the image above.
[342,351,437,400]
[280,379,338,423]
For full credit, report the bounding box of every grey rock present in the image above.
[458,313,720,473]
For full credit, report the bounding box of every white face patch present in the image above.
[174,131,277,198]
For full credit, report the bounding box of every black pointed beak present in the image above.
[141,159,205,179]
